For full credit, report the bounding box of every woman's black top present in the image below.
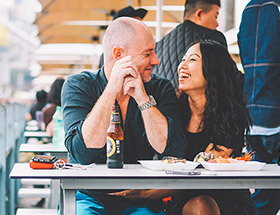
[179,94,248,159]
[168,95,255,215]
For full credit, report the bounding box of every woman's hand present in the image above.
[205,143,233,158]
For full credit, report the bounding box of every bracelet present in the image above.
[138,95,157,111]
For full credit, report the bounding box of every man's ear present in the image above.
[194,8,203,20]
[112,46,124,60]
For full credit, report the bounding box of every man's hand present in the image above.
[107,56,138,97]
[108,55,149,105]
[108,189,177,201]
[108,189,151,201]
[123,73,149,105]
[82,56,137,149]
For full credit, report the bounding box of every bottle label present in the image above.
[110,113,120,123]
[106,136,116,157]
[107,136,122,157]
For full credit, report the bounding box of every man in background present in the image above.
[238,0,280,214]
[112,5,147,20]
[153,0,243,90]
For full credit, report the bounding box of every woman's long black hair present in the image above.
[179,40,251,150]
[47,78,65,106]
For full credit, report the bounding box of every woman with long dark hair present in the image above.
[178,39,250,160]
[167,40,255,214]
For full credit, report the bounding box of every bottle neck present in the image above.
[111,112,120,123]
[110,105,121,123]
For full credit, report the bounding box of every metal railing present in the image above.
[0,102,28,215]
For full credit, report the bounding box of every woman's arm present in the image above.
[46,120,53,136]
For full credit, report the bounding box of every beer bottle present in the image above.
[106,105,124,168]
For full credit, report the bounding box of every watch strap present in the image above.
[138,95,157,111]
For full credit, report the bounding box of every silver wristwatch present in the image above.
[138,95,157,111]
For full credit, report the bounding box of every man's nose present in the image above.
[151,52,159,66]
[215,20,219,29]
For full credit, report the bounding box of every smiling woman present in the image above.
[178,40,250,157]
[168,39,255,215]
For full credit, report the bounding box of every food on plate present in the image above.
[208,157,231,163]
[161,156,186,164]
[193,152,215,162]
[234,152,255,161]
[207,152,255,163]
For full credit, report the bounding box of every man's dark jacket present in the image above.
[153,20,242,89]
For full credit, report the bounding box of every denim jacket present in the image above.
[238,0,280,128]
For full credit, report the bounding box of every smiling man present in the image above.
[153,0,243,90]
[61,17,186,215]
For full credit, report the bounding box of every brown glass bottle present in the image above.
[106,105,124,168]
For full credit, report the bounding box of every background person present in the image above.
[25,89,47,121]
[153,0,243,90]
[112,5,147,20]
[61,17,186,215]
[42,78,65,135]
[238,0,280,214]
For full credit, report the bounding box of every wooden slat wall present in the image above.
[35,0,185,75]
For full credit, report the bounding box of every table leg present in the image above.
[59,186,64,215]
[51,179,60,208]
[63,189,76,215]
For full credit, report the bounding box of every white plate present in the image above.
[200,161,266,171]
[138,160,199,171]
[163,160,199,171]
[138,160,164,171]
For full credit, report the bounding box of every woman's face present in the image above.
[178,43,207,94]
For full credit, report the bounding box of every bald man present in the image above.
[61,17,186,215]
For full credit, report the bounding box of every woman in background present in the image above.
[25,90,47,121]
[42,78,65,135]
